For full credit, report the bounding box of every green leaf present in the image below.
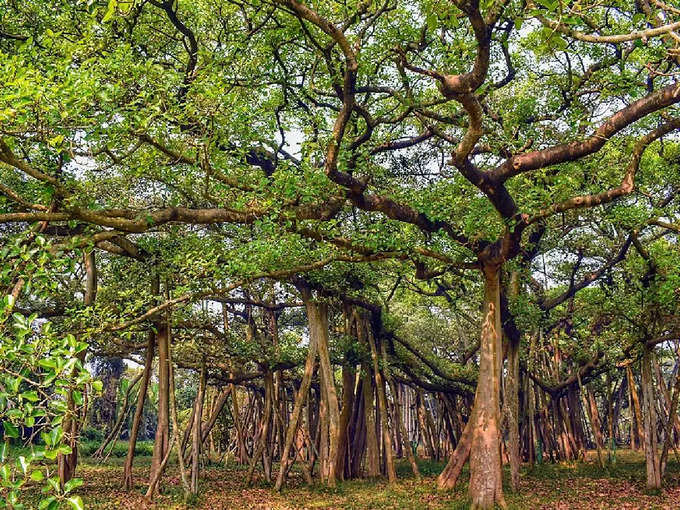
[21,390,39,402]
[17,456,29,474]
[64,478,83,493]
[3,422,19,439]
[30,470,45,482]
[102,0,117,23]
[67,495,84,510]
[38,496,56,510]
[1,464,10,482]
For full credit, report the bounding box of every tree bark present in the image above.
[58,250,96,486]
[191,361,207,494]
[95,371,143,459]
[123,329,155,489]
[641,348,661,489]
[335,364,355,480]
[274,287,319,491]
[627,364,645,450]
[388,378,421,480]
[503,266,520,493]
[467,264,506,509]
[366,324,396,484]
[314,300,341,486]
[361,362,380,477]
[149,316,170,488]
[437,419,471,490]
[417,389,436,459]
[246,371,274,485]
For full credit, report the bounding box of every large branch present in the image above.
[492,83,680,182]
[536,13,680,44]
[528,117,680,223]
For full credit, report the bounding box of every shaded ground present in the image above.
[30,449,680,509]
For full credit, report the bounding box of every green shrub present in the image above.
[81,439,155,458]
[82,426,105,442]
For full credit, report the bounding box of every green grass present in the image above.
[11,448,680,509]
[79,439,155,458]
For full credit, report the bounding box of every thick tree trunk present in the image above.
[467,264,506,509]
[362,362,380,478]
[641,348,661,489]
[335,364,355,480]
[349,377,367,478]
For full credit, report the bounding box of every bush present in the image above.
[81,439,155,458]
[82,426,105,442]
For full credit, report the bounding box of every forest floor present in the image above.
[27,448,680,509]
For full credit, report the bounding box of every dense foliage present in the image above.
[1,0,679,508]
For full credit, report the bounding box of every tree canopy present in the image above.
[1,0,680,509]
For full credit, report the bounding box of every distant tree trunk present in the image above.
[246,370,273,485]
[661,360,680,476]
[361,362,380,477]
[627,365,645,450]
[388,378,420,480]
[274,284,319,491]
[123,329,155,490]
[654,357,680,441]
[200,386,231,444]
[95,371,143,458]
[503,272,521,493]
[149,314,170,489]
[314,300,341,486]
[335,364,355,480]
[365,324,396,484]
[641,347,661,489]
[579,376,604,468]
[417,389,435,459]
[526,377,536,468]
[58,250,96,487]
[191,361,207,495]
[231,385,248,464]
